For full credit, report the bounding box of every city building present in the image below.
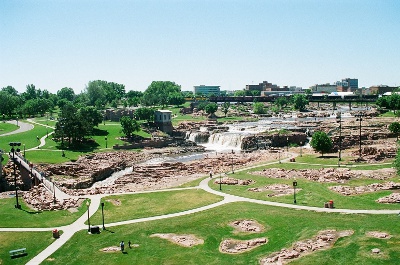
[336,78,358,92]
[154,110,173,134]
[309,83,337,93]
[194,85,221,96]
[369,85,398,95]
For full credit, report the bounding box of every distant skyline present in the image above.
[1,0,399,94]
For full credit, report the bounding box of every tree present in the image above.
[222,102,230,117]
[205,103,218,115]
[142,81,181,107]
[120,116,140,138]
[253,102,266,114]
[57,87,75,102]
[310,131,333,157]
[275,97,288,110]
[86,80,107,107]
[389,122,400,140]
[168,92,185,107]
[388,93,400,115]
[234,90,246,96]
[293,94,309,111]
[134,107,155,123]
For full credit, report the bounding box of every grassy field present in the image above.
[41,202,400,265]
[0,122,19,135]
[89,189,223,225]
[0,231,55,265]
[0,197,87,228]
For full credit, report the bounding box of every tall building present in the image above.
[193,85,221,96]
[336,78,358,92]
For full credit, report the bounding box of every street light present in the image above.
[9,142,21,209]
[278,149,281,164]
[354,113,364,161]
[293,178,297,204]
[336,112,342,161]
[231,151,234,174]
[0,149,4,182]
[60,123,65,157]
[23,144,26,157]
[87,201,91,232]
[105,136,108,149]
[219,172,222,191]
[101,202,105,230]
[16,117,18,126]
[286,137,289,152]
[300,141,303,157]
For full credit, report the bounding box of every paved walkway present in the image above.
[0,120,34,137]
[1,120,399,264]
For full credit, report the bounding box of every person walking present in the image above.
[128,240,132,248]
[120,241,125,252]
[209,171,213,178]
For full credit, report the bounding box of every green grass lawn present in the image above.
[42,202,400,265]
[89,189,223,225]
[210,165,400,210]
[0,231,55,265]
[0,122,19,135]
[0,198,87,228]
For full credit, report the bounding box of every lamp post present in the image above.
[0,149,3,182]
[286,137,289,152]
[105,136,108,149]
[16,117,18,126]
[9,142,21,209]
[300,141,303,157]
[101,202,105,230]
[354,113,364,161]
[23,144,26,158]
[219,172,222,191]
[336,112,342,161]
[61,124,65,157]
[231,152,234,174]
[278,149,281,164]
[293,178,297,204]
[87,201,91,232]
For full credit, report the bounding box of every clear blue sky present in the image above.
[1,0,399,94]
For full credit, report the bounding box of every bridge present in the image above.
[208,95,379,103]
[9,151,70,202]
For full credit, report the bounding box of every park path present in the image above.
[0,120,34,137]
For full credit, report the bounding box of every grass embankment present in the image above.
[0,198,87,228]
[89,189,223,224]
[42,202,400,265]
[0,231,54,265]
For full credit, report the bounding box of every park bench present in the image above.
[9,248,27,258]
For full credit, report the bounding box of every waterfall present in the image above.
[202,132,247,151]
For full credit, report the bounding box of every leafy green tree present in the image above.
[196,101,208,111]
[168,92,185,107]
[0,91,18,116]
[394,148,400,175]
[275,97,288,110]
[376,96,389,109]
[23,84,37,100]
[142,81,181,107]
[120,116,141,138]
[293,94,309,111]
[310,131,333,157]
[388,93,400,115]
[134,107,155,123]
[205,103,218,115]
[234,90,246,96]
[222,102,230,117]
[253,102,266,114]
[389,122,400,140]
[1,85,18,96]
[57,87,75,102]
[251,90,261,96]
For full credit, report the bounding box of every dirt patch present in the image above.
[100,246,120,252]
[376,193,400,203]
[220,237,268,254]
[248,184,302,197]
[329,182,400,196]
[230,220,265,233]
[366,231,392,239]
[215,177,255,185]
[107,199,122,206]
[260,230,354,265]
[252,168,396,184]
[150,233,204,247]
